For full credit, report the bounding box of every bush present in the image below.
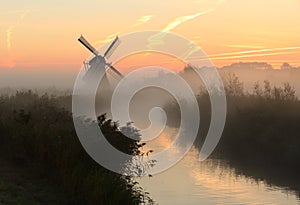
[0,91,155,205]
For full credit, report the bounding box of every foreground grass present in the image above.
[0,91,154,205]
[0,158,77,205]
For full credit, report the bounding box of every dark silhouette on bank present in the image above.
[0,91,155,205]
[165,71,300,196]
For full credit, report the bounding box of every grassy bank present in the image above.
[0,157,78,205]
[212,79,300,194]
[0,91,154,205]
[215,77,300,174]
[165,74,300,192]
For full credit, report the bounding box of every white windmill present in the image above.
[78,35,123,81]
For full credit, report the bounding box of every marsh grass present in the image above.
[0,91,155,205]
[164,74,300,194]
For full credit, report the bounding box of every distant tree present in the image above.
[225,73,244,96]
[282,82,297,101]
[272,86,284,100]
[263,80,272,99]
[280,62,292,70]
[260,81,297,101]
[253,81,263,97]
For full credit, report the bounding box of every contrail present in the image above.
[182,51,298,62]
[208,51,297,60]
[5,9,29,50]
[224,44,266,49]
[94,32,121,45]
[158,50,299,65]
[132,15,153,27]
[6,26,13,50]
[162,10,213,32]
[183,46,300,61]
[209,46,300,57]
[147,10,213,50]
[94,15,152,46]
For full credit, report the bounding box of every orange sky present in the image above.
[1,0,300,71]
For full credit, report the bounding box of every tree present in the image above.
[225,73,244,96]
[263,80,272,99]
[280,62,292,70]
[282,82,297,101]
[253,81,263,97]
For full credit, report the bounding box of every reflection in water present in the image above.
[139,129,300,205]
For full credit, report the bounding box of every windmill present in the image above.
[78,35,123,116]
[78,35,123,81]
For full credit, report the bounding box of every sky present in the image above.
[0,0,300,81]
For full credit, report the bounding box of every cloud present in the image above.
[209,46,300,58]
[163,46,300,63]
[162,10,213,32]
[1,9,29,68]
[132,15,153,27]
[5,9,29,50]
[208,51,297,61]
[93,15,152,47]
[224,44,266,49]
[146,10,213,50]
[187,51,299,62]
[186,46,300,61]
[94,32,121,45]
[6,26,13,50]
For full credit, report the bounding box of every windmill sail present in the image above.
[78,34,123,81]
[103,36,120,58]
[78,35,98,56]
[107,64,123,77]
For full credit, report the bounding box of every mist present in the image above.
[1,62,300,98]
[218,62,300,97]
[0,67,78,92]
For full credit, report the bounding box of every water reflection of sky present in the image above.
[139,129,300,205]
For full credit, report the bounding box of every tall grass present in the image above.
[0,90,155,205]
[165,72,300,177]
[215,75,300,173]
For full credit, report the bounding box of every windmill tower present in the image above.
[78,35,123,116]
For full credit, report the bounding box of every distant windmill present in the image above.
[78,35,122,116]
[78,35,123,81]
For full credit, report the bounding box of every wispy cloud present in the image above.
[183,46,300,62]
[5,9,29,50]
[1,9,29,68]
[224,44,266,49]
[161,47,300,64]
[132,15,153,27]
[6,26,13,50]
[162,10,213,32]
[209,46,300,58]
[147,10,213,50]
[208,51,297,61]
[94,10,212,57]
[94,15,153,47]
[94,32,121,45]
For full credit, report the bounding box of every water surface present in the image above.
[139,129,300,205]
